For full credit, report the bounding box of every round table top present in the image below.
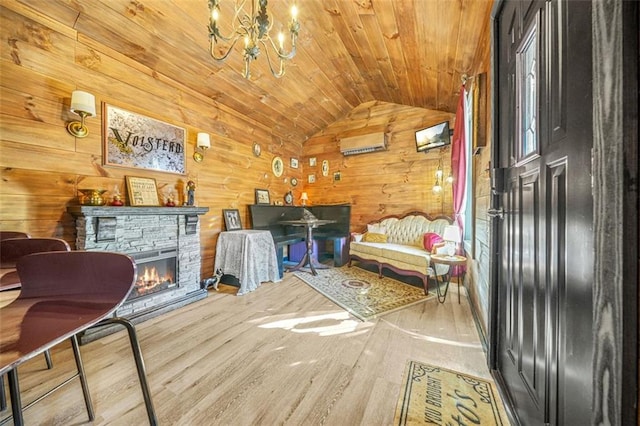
[430,254,467,265]
[278,219,336,227]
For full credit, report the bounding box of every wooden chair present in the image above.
[0,251,157,425]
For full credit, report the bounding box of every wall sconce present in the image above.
[66,90,96,138]
[432,160,443,194]
[446,169,454,184]
[300,192,309,206]
[193,132,211,162]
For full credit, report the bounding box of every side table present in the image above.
[214,230,281,295]
[430,254,467,303]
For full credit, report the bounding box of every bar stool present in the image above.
[0,237,70,412]
[0,251,157,425]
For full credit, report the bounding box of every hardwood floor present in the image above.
[1,270,493,425]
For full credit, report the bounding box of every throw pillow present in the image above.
[367,224,387,235]
[363,232,388,243]
[423,232,444,251]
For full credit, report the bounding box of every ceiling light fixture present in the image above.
[207,0,300,79]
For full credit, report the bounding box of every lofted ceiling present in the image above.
[25,0,494,144]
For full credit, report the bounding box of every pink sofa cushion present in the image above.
[423,232,443,251]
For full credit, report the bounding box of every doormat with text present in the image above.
[395,361,509,425]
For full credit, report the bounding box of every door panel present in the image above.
[494,1,593,424]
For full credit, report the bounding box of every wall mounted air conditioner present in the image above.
[339,132,388,156]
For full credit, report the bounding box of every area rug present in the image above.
[294,266,431,321]
[395,361,509,425]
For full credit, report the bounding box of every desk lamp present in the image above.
[300,192,308,206]
[442,225,461,256]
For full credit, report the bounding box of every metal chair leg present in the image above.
[7,369,23,426]
[70,335,94,421]
[44,350,53,369]
[97,318,157,426]
[0,374,6,411]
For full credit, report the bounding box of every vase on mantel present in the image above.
[78,189,107,206]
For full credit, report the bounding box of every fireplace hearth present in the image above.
[68,206,209,343]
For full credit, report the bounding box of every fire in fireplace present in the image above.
[129,249,178,300]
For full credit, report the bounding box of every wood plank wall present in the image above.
[302,101,455,228]
[0,2,303,277]
[465,19,493,337]
[0,1,489,293]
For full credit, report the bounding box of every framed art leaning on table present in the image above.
[223,209,242,231]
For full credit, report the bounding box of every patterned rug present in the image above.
[395,361,509,425]
[294,266,431,321]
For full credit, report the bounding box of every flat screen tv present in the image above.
[415,121,451,153]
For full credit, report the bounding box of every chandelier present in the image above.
[207,0,300,79]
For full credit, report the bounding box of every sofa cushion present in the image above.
[423,232,444,251]
[367,224,387,235]
[363,232,387,243]
[379,244,430,267]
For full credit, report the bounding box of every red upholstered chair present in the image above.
[0,251,157,425]
[0,238,70,411]
[0,238,71,291]
[0,231,30,241]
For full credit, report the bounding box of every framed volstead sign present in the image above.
[103,103,186,174]
[126,176,160,206]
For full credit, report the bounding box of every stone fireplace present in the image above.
[68,205,209,343]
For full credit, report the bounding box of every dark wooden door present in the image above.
[493,1,594,424]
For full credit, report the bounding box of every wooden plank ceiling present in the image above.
[22,0,493,145]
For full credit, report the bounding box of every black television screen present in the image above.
[415,121,451,152]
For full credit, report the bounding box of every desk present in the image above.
[430,254,467,303]
[214,230,281,295]
[278,219,335,275]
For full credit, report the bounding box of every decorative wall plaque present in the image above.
[103,103,186,174]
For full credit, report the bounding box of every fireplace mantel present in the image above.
[68,205,209,216]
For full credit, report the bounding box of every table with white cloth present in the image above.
[214,229,281,295]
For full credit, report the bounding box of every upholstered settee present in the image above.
[348,212,452,294]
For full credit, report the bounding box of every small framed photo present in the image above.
[222,209,242,231]
[334,171,341,181]
[309,157,317,167]
[253,142,261,157]
[290,157,299,169]
[255,188,271,204]
[125,176,160,206]
[308,174,316,183]
[272,156,284,177]
[322,160,329,176]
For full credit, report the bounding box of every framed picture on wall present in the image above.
[290,157,299,168]
[255,188,271,205]
[103,103,186,174]
[272,156,284,177]
[222,209,242,231]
